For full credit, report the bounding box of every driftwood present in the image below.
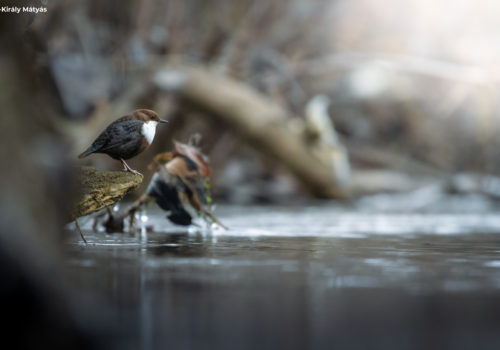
[154,66,347,199]
[71,166,142,219]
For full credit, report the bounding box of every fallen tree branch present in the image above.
[154,66,347,198]
[71,166,142,219]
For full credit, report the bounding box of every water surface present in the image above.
[65,202,500,350]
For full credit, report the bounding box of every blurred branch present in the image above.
[155,65,347,198]
[302,52,493,84]
[345,140,445,177]
[216,0,272,73]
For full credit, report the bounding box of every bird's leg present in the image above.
[119,158,129,172]
[120,158,143,177]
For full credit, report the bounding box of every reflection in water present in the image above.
[65,205,500,350]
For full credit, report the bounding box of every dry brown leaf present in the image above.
[148,152,174,170]
[173,141,211,177]
[165,157,198,178]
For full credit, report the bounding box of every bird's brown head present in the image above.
[133,109,168,124]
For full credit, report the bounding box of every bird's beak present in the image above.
[159,119,169,123]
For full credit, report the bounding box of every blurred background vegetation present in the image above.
[18,0,500,203]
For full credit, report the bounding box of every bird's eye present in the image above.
[150,115,154,119]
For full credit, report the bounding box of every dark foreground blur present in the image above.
[65,202,500,350]
[3,0,500,349]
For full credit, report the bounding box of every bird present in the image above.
[143,138,226,228]
[78,109,168,176]
[94,137,226,232]
[146,140,211,226]
[146,171,195,226]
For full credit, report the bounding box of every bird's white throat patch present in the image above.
[141,121,158,144]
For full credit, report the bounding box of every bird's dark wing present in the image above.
[146,173,193,226]
[98,120,144,151]
[146,173,181,211]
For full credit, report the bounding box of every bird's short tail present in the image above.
[78,148,94,159]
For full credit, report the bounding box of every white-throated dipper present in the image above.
[78,109,168,176]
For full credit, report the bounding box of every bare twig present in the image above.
[74,219,87,244]
[216,0,272,72]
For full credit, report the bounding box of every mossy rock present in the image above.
[72,166,142,219]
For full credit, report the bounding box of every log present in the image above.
[154,66,347,199]
[71,166,142,219]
